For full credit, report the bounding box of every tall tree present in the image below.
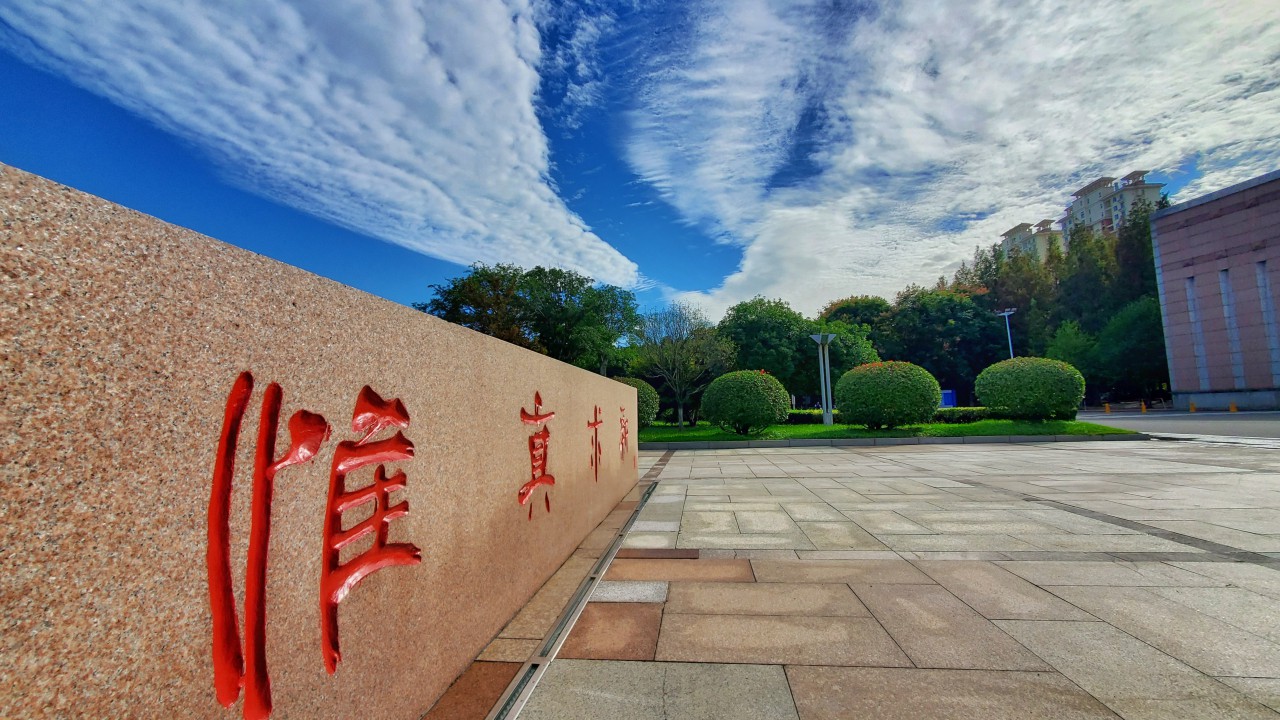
[1093,297,1170,400]
[415,263,530,347]
[633,302,735,427]
[992,248,1055,355]
[879,286,1005,402]
[717,297,808,392]
[1113,198,1158,305]
[794,319,880,397]
[1055,226,1118,333]
[819,295,891,328]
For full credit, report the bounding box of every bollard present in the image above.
[1141,401,1147,413]
[1229,402,1238,412]
[1104,403,1111,414]
[1189,401,1197,413]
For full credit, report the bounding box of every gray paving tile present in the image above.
[786,666,1122,719]
[880,534,1042,552]
[913,561,1095,620]
[1048,585,1280,677]
[843,510,934,534]
[735,510,801,533]
[1219,677,1280,713]
[622,532,678,549]
[656,613,910,667]
[854,584,1050,670]
[520,660,800,720]
[676,532,816,550]
[780,502,848,522]
[591,580,669,603]
[995,560,1226,587]
[995,620,1251,703]
[798,521,891,550]
[1147,585,1280,644]
[751,559,934,584]
[666,581,868,616]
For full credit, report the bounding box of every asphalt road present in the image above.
[1080,410,1280,438]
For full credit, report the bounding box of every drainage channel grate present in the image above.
[483,451,674,720]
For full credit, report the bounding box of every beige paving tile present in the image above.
[1048,585,1280,678]
[751,559,934,584]
[1147,521,1280,552]
[676,532,817,550]
[735,510,801,533]
[880,534,1042,552]
[655,613,910,666]
[1101,696,1279,719]
[843,510,934,534]
[476,637,540,662]
[797,550,902,560]
[1148,585,1280,644]
[786,666,1122,720]
[995,620,1249,703]
[621,531,678,549]
[1169,561,1280,600]
[1219,677,1280,713]
[665,581,869,617]
[914,561,1095,620]
[604,558,755,582]
[854,584,1050,670]
[798,521,891,550]
[1014,533,1205,553]
[680,511,738,533]
[995,561,1226,587]
[781,503,848,522]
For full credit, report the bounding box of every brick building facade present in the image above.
[1152,170,1280,410]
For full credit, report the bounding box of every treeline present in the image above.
[417,199,1170,422]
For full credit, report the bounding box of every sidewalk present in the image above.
[449,441,1280,718]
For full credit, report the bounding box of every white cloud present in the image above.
[0,0,640,287]
[628,0,1280,318]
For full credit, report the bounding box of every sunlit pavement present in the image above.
[518,442,1280,719]
[1082,410,1280,440]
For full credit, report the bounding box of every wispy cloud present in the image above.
[622,0,1280,317]
[0,0,640,287]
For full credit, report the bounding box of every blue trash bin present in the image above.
[940,389,957,408]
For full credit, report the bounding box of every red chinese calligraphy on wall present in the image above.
[320,386,422,675]
[619,407,630,460]
[587,404,603,483]
[207,372,330,720]
[519,392,555,519]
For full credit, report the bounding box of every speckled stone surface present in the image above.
[0,164,639,719]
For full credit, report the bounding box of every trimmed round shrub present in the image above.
[614,377,660,427]
[835,361,941,430]
[975,357,1085,420]
[701,370,790,436]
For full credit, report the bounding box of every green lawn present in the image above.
[639,419,1134,443]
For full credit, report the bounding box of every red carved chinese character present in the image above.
[320,386,422,674]
[587,405,603,483]
[619,407,630,460]
[519,392,555,519]
[208,372,330,720]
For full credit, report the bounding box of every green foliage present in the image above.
[819,295,891,330]
[793,319,880,396]
[976,357,1085,420]
[1057,226,1118,333]
[416,263,638,373]
[701,370,790,436]
[614,377,660,427]
[932,406,990,424]
[1094,297,1169,400]
[878,287,1005,401]
[633,302,735,427]
[834,361,942,430]
[1114,199,1158,306]
[415,263,530,347]
[717,297,808,392]
[1045,321,1098,388]
[787,409,844,424]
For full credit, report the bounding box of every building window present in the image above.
[1258,261,1280,386]
[1186,277,1210,391]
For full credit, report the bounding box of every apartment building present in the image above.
[1062,170,1164,246]
[1152,170,1280,410]
[1000,219,1061,261]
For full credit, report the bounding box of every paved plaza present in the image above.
[515,440,1280,719]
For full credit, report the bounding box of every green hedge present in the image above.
[932,406,990,424]
[701,370,790,435]
[614,377,660,427]
[787,409,842,424]
[834,361,941,430]
[976,357,1085,420]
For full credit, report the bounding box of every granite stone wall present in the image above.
[0,163,638,718]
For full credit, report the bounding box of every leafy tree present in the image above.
[415,263,530,347]
[819,295,891,329]
[793,319,880,397]
[992,248,1055,355]
[633,302,735,427]
[717,297,808,392]
[878,286,1005,403]
[1114,199,1158,305]
[418,264,638,373]
[1055,226,1118,333]
[1093,297,1170,400]
[1045,321,1097,388]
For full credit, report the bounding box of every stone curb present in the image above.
[638,433,1149,451]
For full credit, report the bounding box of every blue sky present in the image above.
[2,1,1278,317]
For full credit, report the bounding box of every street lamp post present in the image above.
[997,308,1017,359]
[809,333,837,425]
